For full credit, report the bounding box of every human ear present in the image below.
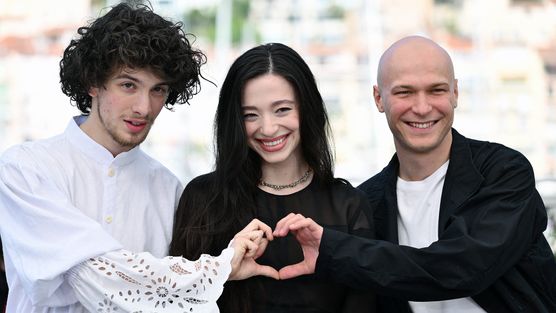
[88,87,99,98]
[453,79,459,108]
[373,85,385,112]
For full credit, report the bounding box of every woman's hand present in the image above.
[228,219,279,280]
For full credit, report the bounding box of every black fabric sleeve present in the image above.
[316,149,545,301]
[340,186,377,312]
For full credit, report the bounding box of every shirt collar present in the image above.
[65,116,141,166]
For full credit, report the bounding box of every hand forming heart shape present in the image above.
[229,214,324,281]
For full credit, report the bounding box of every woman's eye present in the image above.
[276,107,292,114]
[243,113,257,120]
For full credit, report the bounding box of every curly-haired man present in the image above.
[0,3,277,313]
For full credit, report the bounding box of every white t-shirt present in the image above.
[397,161,486,313]
[0,117,233,312]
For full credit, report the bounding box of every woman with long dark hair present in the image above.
[170,43,376,313]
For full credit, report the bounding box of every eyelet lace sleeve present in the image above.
[67,247,234,313]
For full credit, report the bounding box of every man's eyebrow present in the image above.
[112,74,170,86]
[391,82,450,89]
[113,74,139,81]
[391,85,413,90]
[430,83,450,89]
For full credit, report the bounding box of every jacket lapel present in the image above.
[375,129,484,240]
[374,156,401,243]
[438,129,484,231]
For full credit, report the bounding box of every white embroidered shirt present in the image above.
[0,116,196,312]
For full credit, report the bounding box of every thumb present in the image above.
[255,264,280,280]
[254,238,269,259]
[278,262,311,280]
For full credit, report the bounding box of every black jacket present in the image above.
[315,129,556,312]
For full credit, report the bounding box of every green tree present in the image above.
[184,8,217,42]
[184,0,258,46]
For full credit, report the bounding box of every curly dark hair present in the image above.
[59,2,207,114]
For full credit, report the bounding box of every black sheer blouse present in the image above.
[250,178,375,313]
[174,174,376,313]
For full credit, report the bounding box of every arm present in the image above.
[1,152,277,310]
[275,192,378,313]
[68,249,233,313]
[318,150,544,300]
[67,221,278,312]
[341,191,376,313]
[276,151,545,301]
[273,212,377,312]
[0,154,121,306]
[341,290,377,313]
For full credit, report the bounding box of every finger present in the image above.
[256,221,274,241]
[241,218,266,232]
[273,213,296,236]
[243,239,259,259]
[288,217,317,231]
[278,214,306,236]
[247,230,264,242]
[279,262,311,280]
[229,237,246,269]
[231,237,258,259]
[274,213,304,236]
[255,264,280,280]
[254,238,269,259]
[235,229,262,243]
[239,218,260,234]
[239,219,274,241]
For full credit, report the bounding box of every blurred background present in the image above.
[1,0,556,251]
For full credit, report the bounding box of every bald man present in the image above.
[274,36,556,312]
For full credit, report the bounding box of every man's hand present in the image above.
[273,213,323,280]
[228,219,279,280]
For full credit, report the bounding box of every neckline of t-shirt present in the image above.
[397,160,450,190]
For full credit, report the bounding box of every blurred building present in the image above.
[244,0,556,251]
[244,0,556,184]
[246,0,386,182]
[2,0,556,190]
[0,0,217,181]
[444,0,556,178]
[0,0,92,150]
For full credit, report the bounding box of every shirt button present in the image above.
[108,168,115,177]
[105,216,113,224]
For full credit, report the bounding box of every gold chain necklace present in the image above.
[259,169,312,191]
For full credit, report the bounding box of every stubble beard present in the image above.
[97,105,151,150]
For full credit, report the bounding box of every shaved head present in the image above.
[372,36,459,179]
[377,36,455,89]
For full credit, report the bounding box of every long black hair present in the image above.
[59,2,207,114]
[170,43,334,312]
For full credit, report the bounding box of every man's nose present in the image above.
[131,92,152,116]
[412,93,432,115]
